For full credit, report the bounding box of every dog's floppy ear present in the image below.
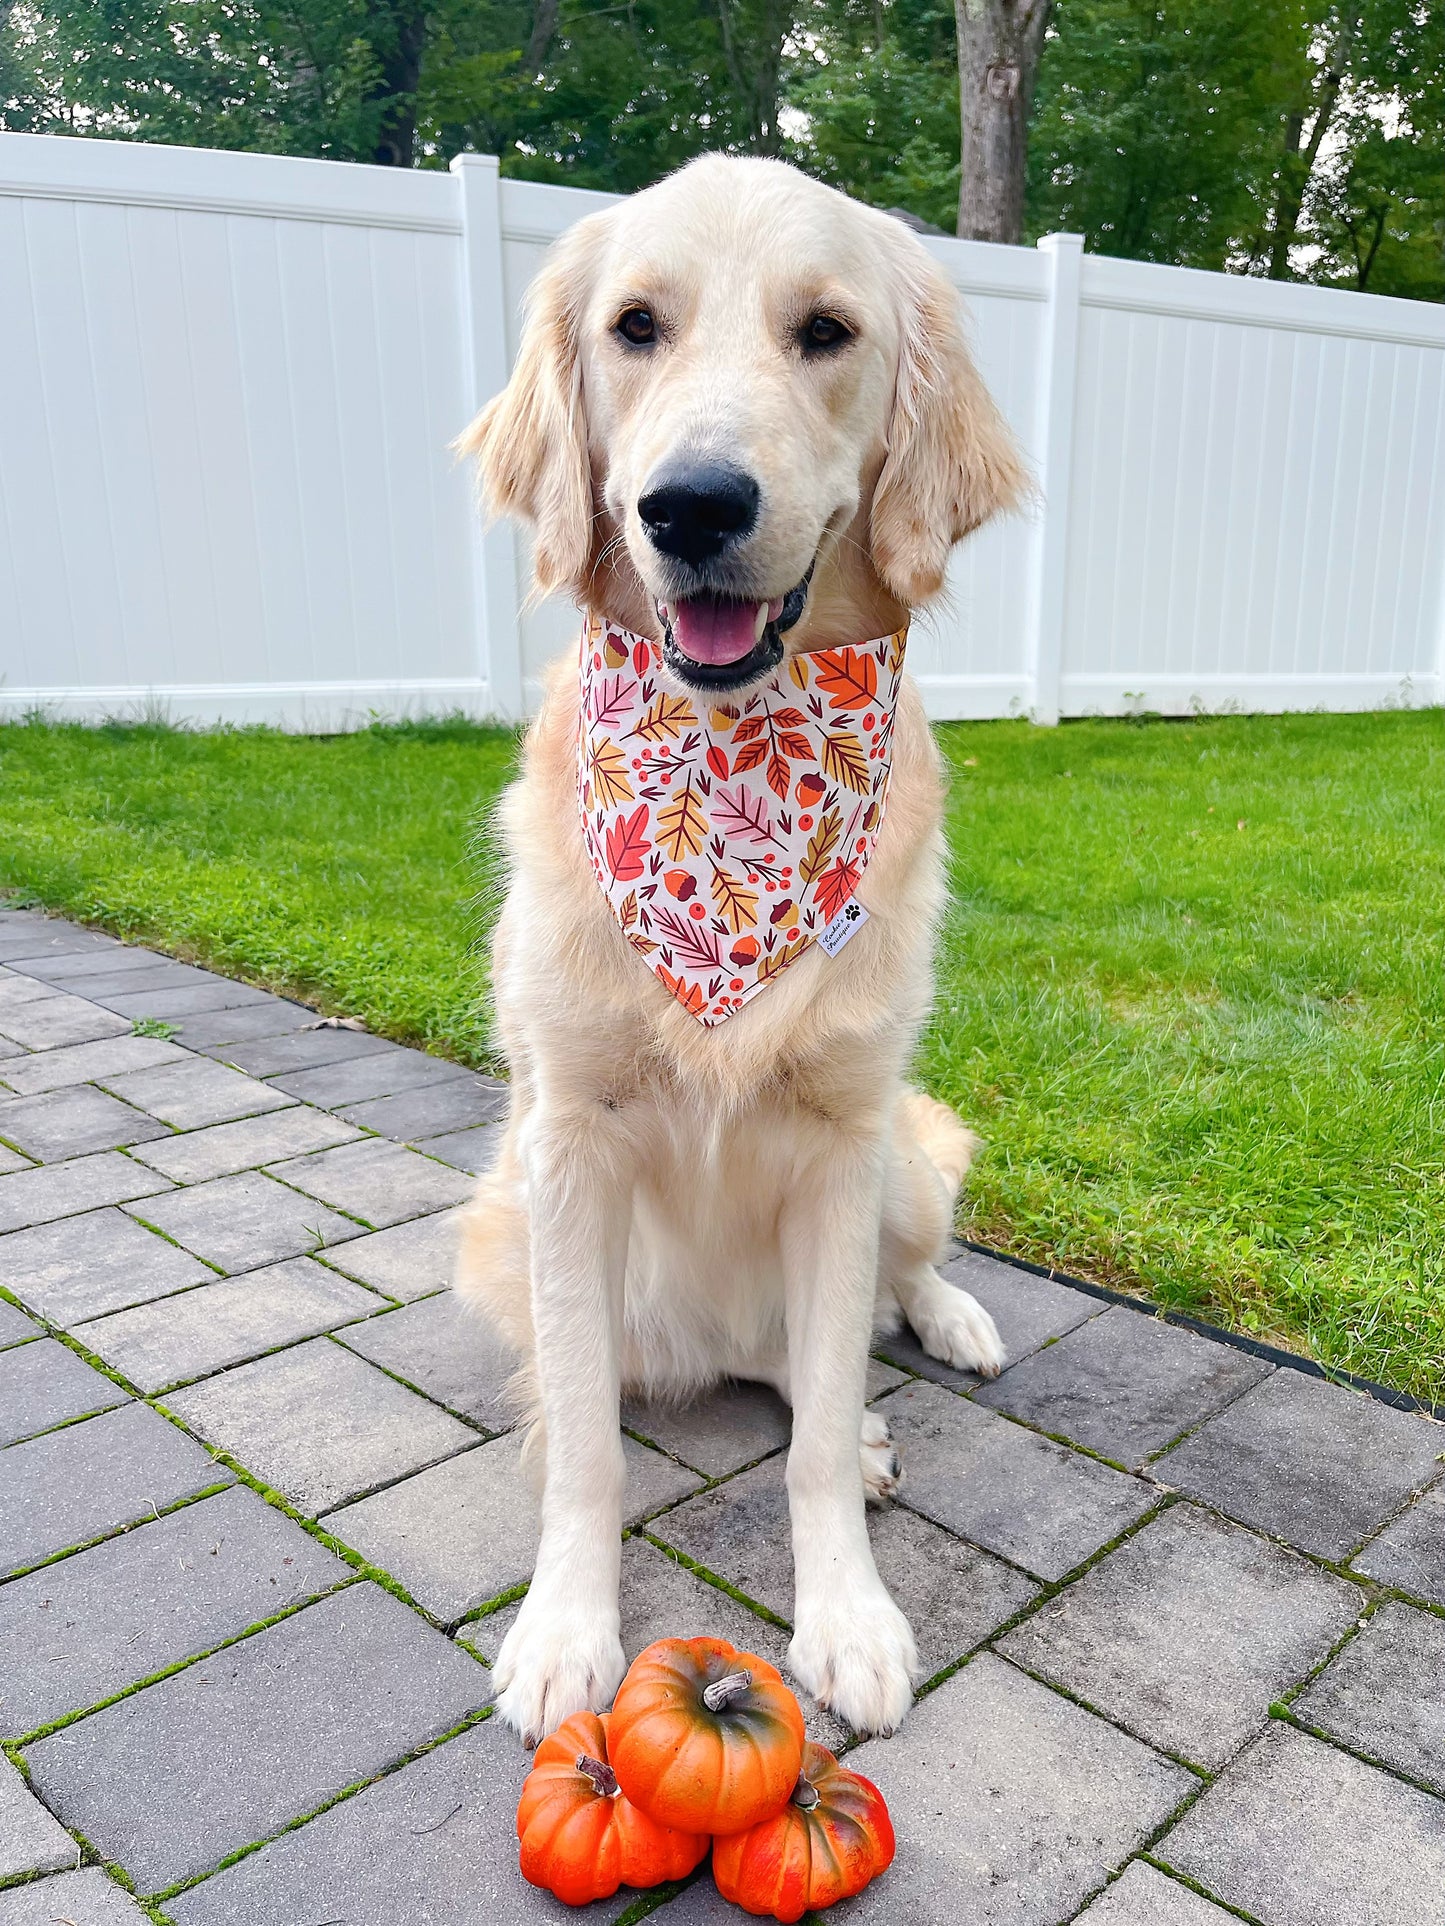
[869,237,1028,605]
[455,219,601,599]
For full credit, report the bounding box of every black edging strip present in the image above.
[958,1237,1445,1423]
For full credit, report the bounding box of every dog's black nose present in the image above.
[638,463,759,567]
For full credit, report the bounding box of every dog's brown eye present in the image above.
[616,307,656,345]
[802,314,851,353]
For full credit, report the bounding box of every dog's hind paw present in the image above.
[912,1283,1005,1378]
[859,1409,902,1503]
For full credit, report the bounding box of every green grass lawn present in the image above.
[3,708,1444,1403]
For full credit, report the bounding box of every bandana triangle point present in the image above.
[577,617,908,1026]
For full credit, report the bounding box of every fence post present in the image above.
[1027,232,1084,726]
[452,152,525,722]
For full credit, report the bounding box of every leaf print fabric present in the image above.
[576,616,908,1027]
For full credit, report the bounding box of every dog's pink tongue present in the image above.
[670,598,759,666]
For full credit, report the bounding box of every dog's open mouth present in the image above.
[658,569,813,689]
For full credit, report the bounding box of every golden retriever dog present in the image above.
[456,154,1025,1745]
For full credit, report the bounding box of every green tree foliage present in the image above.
[788,0,962,231]
[1025,0,1443,295]
[1025,0,1306,267]
[1,0,1439,295]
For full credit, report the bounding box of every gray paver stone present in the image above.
[837,1654,1192,1925]
[0,1871,149,1925]
[323,1431,700,1620]
[174,999,315,1050]
[101,1057,293,1129]
[164,1336,477,1514]
[0,971,64,1009]
[654,1455,1037,1671]
[57,961,230,1002]
[0,1336,128,1445]
[1353,1485,1445,1607]
[75,1256,382,1391]
[337,1076,509,1141]
[1072,1862,1240,1923]
[877,1249,1102,1388]
[868,1500,1041,1678]
[96,981,278,1020]
[0,1151,172,1235]
[129,1168,366,1271]
[0,1208,215,1324]
[877,1379,1158,1580]
[336,1289,517,1427]
[624,1379,791,1476]
[0,1084,171,1161]
[0,1752,79,1878]
[0,1039,26,1064]
[217,1027,398,1077]
[410,1123,502,1175]
[267,1136,472,1227]
[6,943,160,980]
[999,1503,1362,1769]
[164,1716,623,1926]
[0,992,130,1050]
[0,1296,40,1346]
[1153,1368,1445,1559]
[268,1048,474,1108]
[0,920,119,963]
[651,1456,794,1616]
[0,1484,348,1738]
[1293,1600,1445,1794]
[0,1033,187,1096]
[1,1402,230,1576]
[1158,1723,1445,1926]
[0,1140,32,1169]
[973,1308,1270,1468]
[128,1104,363,1183]
[23,1582,490,1893]
[320,1208,461,1300]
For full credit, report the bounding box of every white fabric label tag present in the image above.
[818,899,870,957]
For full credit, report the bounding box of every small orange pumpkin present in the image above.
[711,1741,895,1921]
[610,1636,805,1835]
[516,1709,709,1906]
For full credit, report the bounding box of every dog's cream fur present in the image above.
[456,155,1026,1745]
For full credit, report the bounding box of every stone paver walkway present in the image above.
[1,907,1443,1925]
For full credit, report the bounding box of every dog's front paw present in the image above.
[492,1592,625,1747]
[789,1585,917,1736]
[914,1284,1005,1378]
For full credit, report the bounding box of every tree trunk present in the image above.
[713,0,789,154]
[371,0,427,166]
[1265,17,1354,280]
[523,0,561,78]
[955,0,1052,244]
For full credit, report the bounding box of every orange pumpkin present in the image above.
[711,1741,895,1921]
[609,1636,805,1835]
[516,1709,709,1906]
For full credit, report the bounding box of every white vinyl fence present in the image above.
[2,131,1444,728]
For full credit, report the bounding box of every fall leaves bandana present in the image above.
[577,615,908,1026]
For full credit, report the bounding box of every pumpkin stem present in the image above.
[701,1669,753,1713]
[791,1773,820,1812]
[575,1754,620,1798]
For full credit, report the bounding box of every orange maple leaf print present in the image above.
[814,647,879,709]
